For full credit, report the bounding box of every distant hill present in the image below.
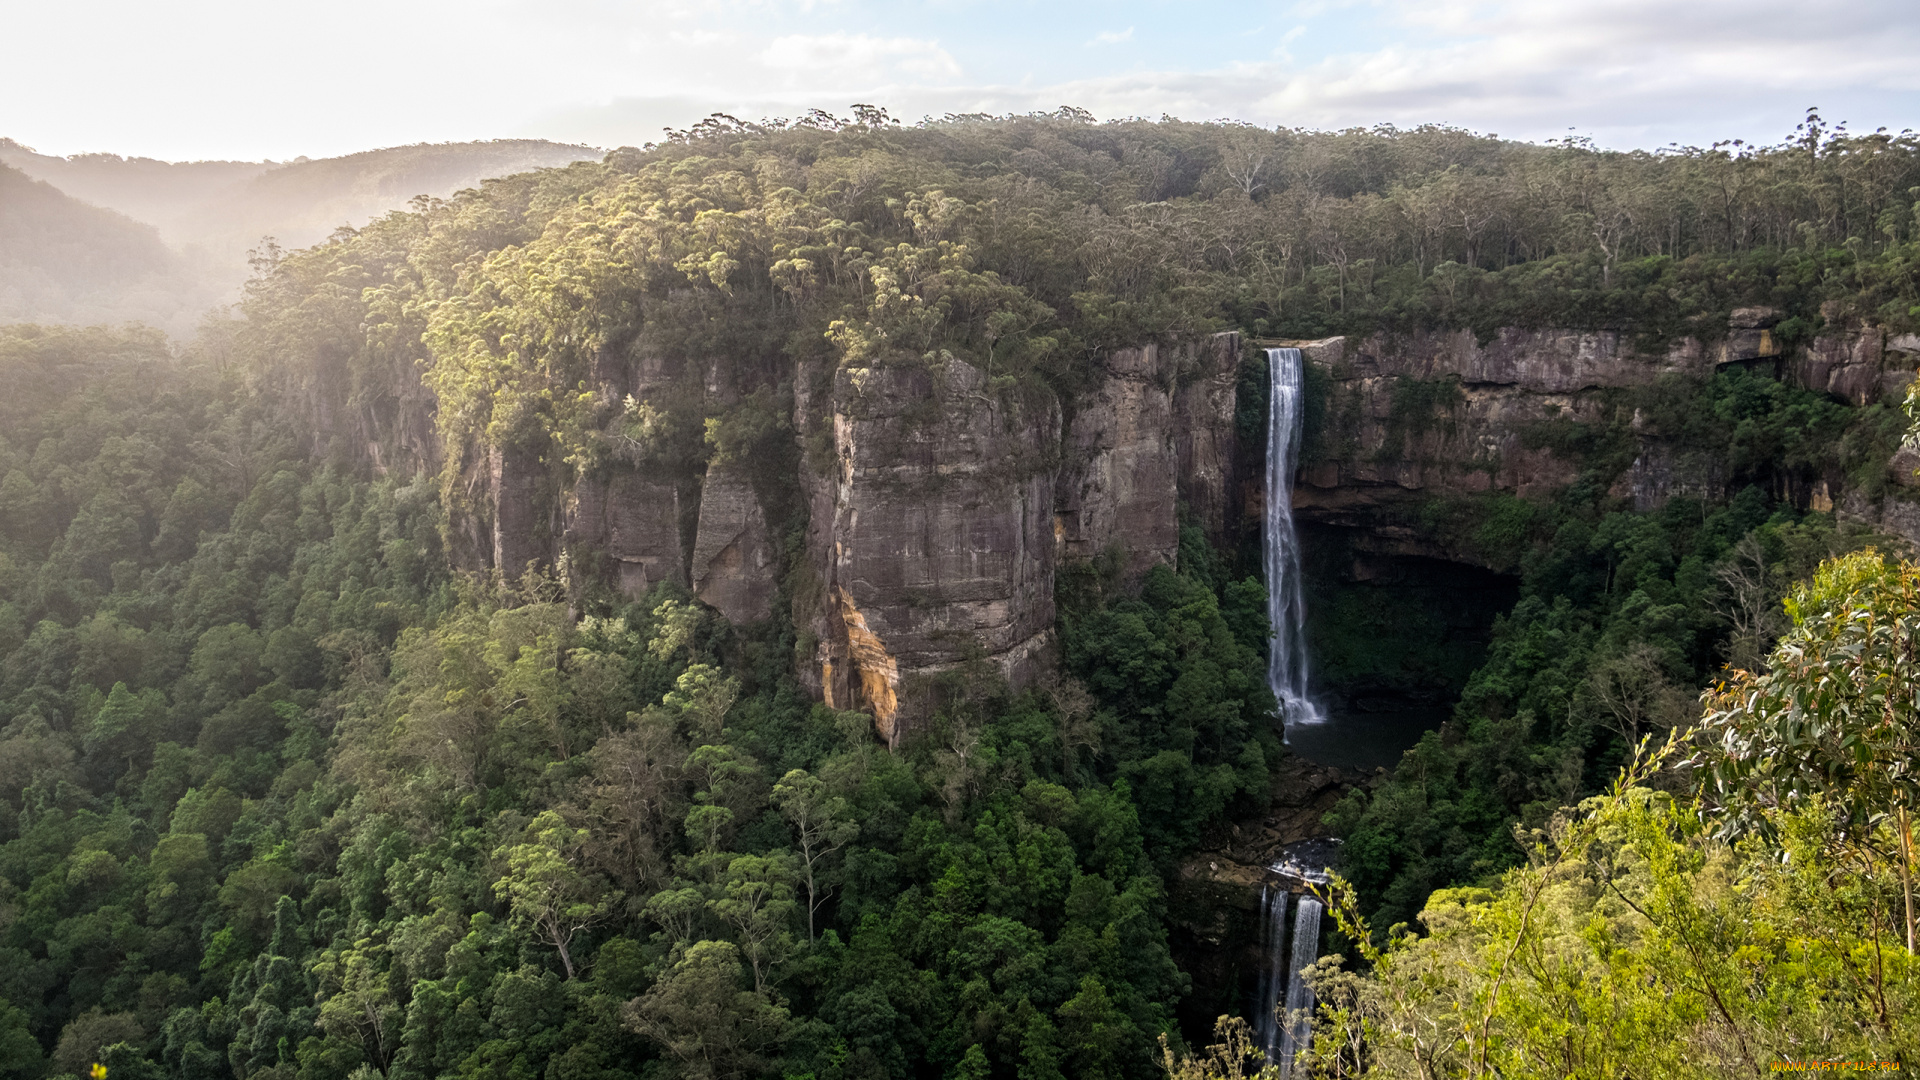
[0,163,218,328]
[0,138,602,333]
[0,140,270,239]
[177,140,603,261]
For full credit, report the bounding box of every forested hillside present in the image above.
[2,109,1918,1079]
[0,167,216,329]
[0,139,599,332]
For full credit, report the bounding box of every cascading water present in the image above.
[1255,353,1331,1068]
[1265,347,1326,737]
[1276,896,1324,1078]
[1257,842,1337,1071]
[1253,886,1293,1062]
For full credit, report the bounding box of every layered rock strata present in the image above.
[1288,316,1920,562]
[794,334,1241,738]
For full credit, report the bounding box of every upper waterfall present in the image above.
[1265,347,1327,735]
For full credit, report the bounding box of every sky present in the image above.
[5,0,1919,162]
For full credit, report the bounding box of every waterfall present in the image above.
[1253,887,1325,1075]
[1275,896,1323,1078]
[1253,886,1292,1061]
[1265,347,1326,736]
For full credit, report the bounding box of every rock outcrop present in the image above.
[799,357,1060,742]
[430,332,1239,739]
[1056,344,1181,578]
[565,469,684,596]
[1173,336,1244,545]
[1054,336,1240,573]
[690,462,775,623]
[1288,317,1920,562]
[491,445,558,579]
[422,308,1915,734]
[795,334,1242,738]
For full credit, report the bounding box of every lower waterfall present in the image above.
[1253,887,1324,1074]
[1264,347,1326,737]
[1277,896,1323,1077]
[1257,841,1338,1071]
[1254,886,1293,1062]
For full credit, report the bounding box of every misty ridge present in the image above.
[0,138,599,333]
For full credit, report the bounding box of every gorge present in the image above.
[4,114,1919,1079]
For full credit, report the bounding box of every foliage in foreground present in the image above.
[1174,552,1920,1078]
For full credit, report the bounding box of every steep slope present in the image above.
[0,138,270,235]
[0,138,602,330]
[0,163,215,327]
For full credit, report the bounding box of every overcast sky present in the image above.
[6,0,1918,162]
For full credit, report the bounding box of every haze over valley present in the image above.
[3,3,1919,1078]
[0,138,597,331]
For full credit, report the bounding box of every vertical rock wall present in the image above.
[790,334,1244,739]
[1054,332,1243,575]
[1056,343,1182,578]
[690,461,775,623]
[489,444,556,579]
[441,334,1247,738]
[1174,333,1244,546]
[565,469,684,596]
[1289,328,1701,540]
[1291,316,1920,563]
[800,358,1060,742]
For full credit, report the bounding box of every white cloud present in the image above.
[1232,0,1920,142]
[759,33,962,80]
[10,0,1919,160]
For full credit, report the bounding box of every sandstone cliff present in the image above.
[1286,313,1919,563]
[796,334,1241,739]
[433,333,1243,737]
[428,310,1915,737]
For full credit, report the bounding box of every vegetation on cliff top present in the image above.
[3,108,1920,1077]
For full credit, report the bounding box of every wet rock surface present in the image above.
[1167,754,1375,1031]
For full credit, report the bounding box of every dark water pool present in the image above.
[1283,706,1451,773]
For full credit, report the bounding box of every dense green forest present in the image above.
[2,109,1919,1078]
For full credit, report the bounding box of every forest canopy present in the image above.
[2,108,1919,1080]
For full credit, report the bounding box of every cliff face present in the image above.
[1057,337,1241,576]
[797,334,1241,738]
[690,462,776,625]
[1288,313,1919,562]
[430,311,1913,735]
[439,333,1242,736]
[798,358,1060,740]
